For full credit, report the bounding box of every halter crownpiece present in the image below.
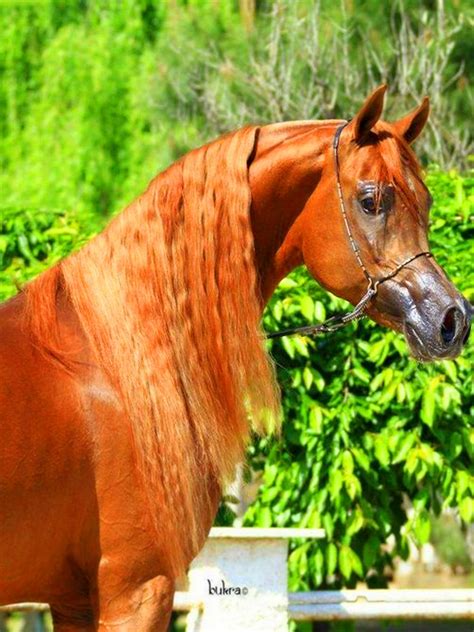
[266,122,432,340]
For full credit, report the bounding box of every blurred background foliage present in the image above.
[0,0,473,628]
[1,0,473,218]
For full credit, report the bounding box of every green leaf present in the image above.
[352,448,370,472]
[293,336,309,358]
[322,513,334,541]
[312,370,325,391]
[362,535,379,568]
[420,378,441,427]
[298,548,308,576]
[329,470,343,499]
[374,436,390,467]
[326,542,338,575]
[370,372,384,391]
[300,295,314,320]
[303,366,313,390]
[273,301,283,322]
[352,367,370,384]
[413,510,431,544]
[263,464,279,486]
[0,236,9,253]
[278,277,298,289]
[314,301,326,322]
[313,548,324,585]
[442,360,457,382]
[309,406,323,433]
[339,545,352,580]
[348,548,364,578]
[392,433,416,464]
[347,507,364,536]
[256,507,273,528]
[345,474,361,500]
[398,535,410,561]
[281,336,295,359]
[342,450,354,475]
[459,497,474,523]
[17,234,34,261]
[448,433,463,460]
[292,370,302,388]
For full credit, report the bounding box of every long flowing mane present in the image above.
[24,126,280,577]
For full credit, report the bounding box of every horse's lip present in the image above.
[404,321,460,361]
[404,322,433,361]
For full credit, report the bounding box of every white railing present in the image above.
[289,589,474,621]
[1,528,473,631]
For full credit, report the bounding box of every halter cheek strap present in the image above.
[266,122,432,340]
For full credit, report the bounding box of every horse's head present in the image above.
[298,86,471,361]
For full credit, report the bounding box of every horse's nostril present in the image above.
[440,307,463,346]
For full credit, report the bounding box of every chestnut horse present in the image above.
[0,86,470,630]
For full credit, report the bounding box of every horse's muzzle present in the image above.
[403,295,471,361]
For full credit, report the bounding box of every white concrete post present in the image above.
[185,527,324,632]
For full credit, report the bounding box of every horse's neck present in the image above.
[249,121,340,303]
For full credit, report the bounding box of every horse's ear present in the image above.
[350,84,387,142]
[392,97,430,144]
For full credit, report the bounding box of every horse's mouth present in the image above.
[403,322,438,362]
[403,316,471,362]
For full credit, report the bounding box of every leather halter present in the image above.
[266,122,432,340]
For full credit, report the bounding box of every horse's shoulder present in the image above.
[0,293,77,403]
[0,294,29,368]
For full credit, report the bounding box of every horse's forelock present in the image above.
[375,123,426,216]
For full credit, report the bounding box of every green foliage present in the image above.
[0,206,96,301]
[156,0,473,169]
[0,0,472,227]
[0,1,170,216]
[243,169,473,591]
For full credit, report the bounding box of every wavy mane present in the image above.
[24,126,280,577]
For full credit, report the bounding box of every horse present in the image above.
[0,85,470,631]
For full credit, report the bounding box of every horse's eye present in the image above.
[360,197,377,214]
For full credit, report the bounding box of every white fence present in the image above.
[1,528,473,631]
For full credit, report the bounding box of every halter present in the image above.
[267,122,432,340]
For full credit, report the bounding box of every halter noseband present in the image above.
[266,122,432,340]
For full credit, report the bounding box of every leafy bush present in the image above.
[243,169,473,594]
[0,206,95,301]
[0,0,472,227]
[157,0,473,168]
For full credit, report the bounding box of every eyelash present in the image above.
[358,186,393,215]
